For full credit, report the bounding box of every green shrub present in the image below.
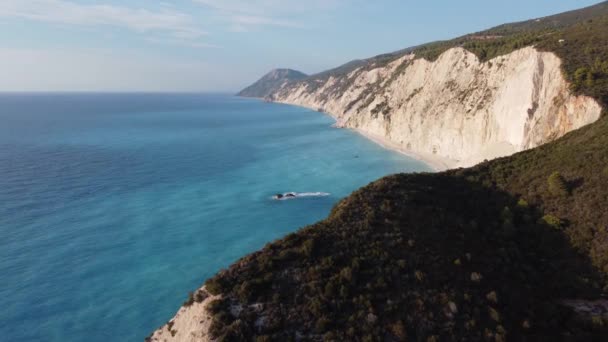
[301,238,316,257]
[183,291,195,307]
[237,282,253,302]
[541,215,563,229]
[548,172,569,197]
[315,316,331,333]
[208,319,224,339]
[340,267,353,283]
[517,198,529,208]
[573,67,591,91]
[500,207,513,222]
[205,299,224,314]
[389,321,407,339]
[205,278,225,295]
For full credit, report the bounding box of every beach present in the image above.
[351,128,456,172]
[272,99,456,172]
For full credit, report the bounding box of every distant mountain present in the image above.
[237,69,307,98]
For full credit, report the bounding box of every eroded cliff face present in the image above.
[269,47,602,168]
[147,288,220,342]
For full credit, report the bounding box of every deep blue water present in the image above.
[0,93,430,341]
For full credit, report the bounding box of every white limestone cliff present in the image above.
[147,287,220,342]
[269,47,602,169]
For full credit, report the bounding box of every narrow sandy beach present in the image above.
[269,99,456,172]
[351,128,456,172]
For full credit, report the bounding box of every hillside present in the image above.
[151,114,608,341]
[152,3,608,341]
[482,0,608,35]
[237,69,307,98]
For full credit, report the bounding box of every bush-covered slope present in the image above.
[460,114,608,275]
[197,114,608,341]
[483,0,608,34]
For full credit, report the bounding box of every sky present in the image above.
[0,0,602,92]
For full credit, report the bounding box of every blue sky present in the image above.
[0,0,601,92]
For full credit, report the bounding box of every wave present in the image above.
[272,192,331,200]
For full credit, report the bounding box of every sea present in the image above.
[0,93,431,341]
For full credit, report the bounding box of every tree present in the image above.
[547,172,569,197]
[572,67,589,91]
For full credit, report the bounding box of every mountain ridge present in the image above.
[239,1,608,101]
[237,69,307,98]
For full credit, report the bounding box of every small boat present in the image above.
[274,192,297,200]
[273,192,330,200]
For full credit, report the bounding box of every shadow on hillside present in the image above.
[203,172,607,340]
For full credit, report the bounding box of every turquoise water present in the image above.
[0,93,430,341]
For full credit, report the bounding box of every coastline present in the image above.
[261,97,455,172]
[351,128,455,172]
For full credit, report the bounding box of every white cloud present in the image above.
[0,47,242,92]
[193,0,343,30]
[230,14,305,28]
[145,37,220,49]
[194,0,342,15]
[0,0,208,44]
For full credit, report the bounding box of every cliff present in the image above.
[147,288,219,342]
[268,47,601,169]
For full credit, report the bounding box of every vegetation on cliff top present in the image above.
[414,13,608,107]
[270,1,608,108]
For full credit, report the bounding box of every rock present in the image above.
[448,301,458,314]
[147,287,221,342]
[471,272,483,282]
[366,313,378,324]
[561,299,608,319]
[486,291,498,303]
[489,307,501,322]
